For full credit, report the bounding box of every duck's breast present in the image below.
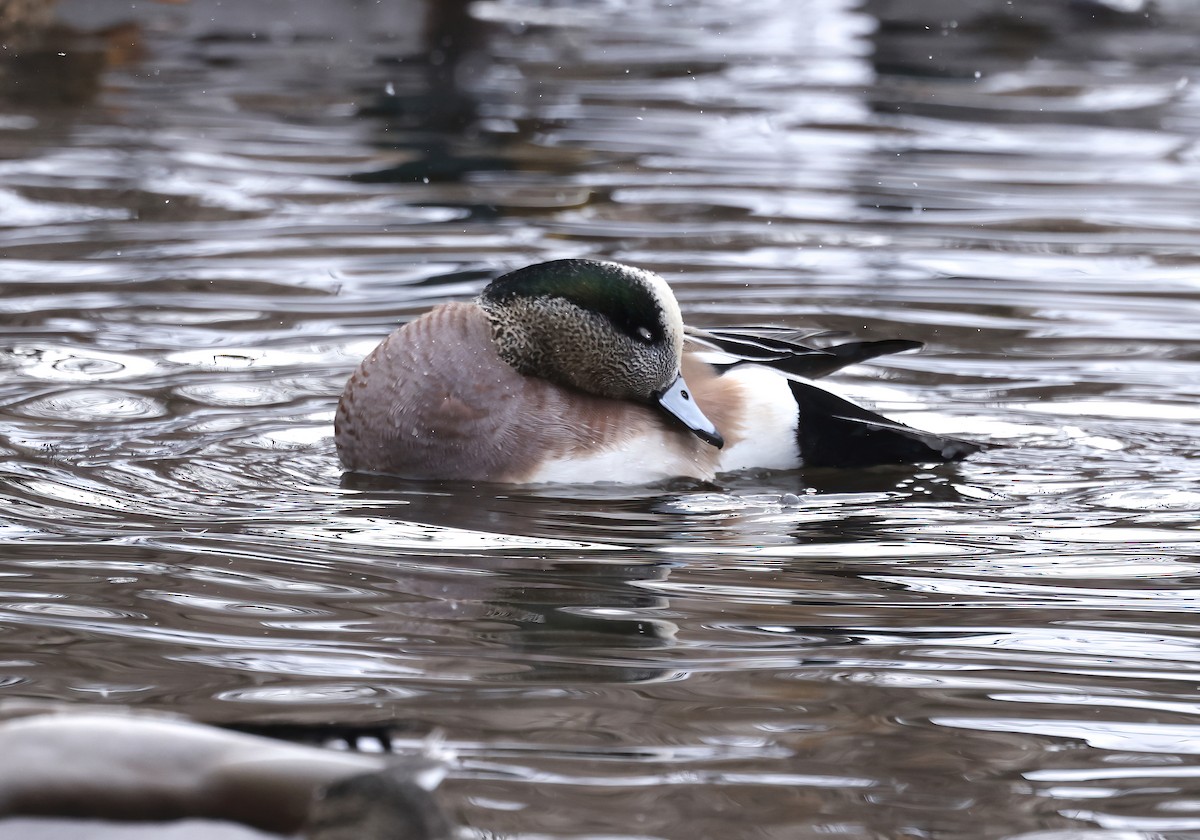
[336,302,534,480]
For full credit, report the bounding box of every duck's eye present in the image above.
[635,326,654,343]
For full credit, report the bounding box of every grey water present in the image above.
[2,0,1200,837]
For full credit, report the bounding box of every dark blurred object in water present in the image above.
[359,0,480,132]
[864,0,1200,78]
[0,0,58,43]
[0,703,454,840]
[349,0,595,190]
[0,0,147,106]
[308,766,456,840]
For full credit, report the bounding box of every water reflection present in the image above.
[2,0,1200,837]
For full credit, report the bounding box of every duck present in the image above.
[334,258,982,484]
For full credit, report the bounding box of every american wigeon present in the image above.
[335,259,982,483]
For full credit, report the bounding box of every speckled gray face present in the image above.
[480,259,682,401]
[481,259,723,447]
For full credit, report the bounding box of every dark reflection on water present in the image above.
[2,0,1200,838]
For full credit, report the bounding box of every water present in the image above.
[2,0,1200,837]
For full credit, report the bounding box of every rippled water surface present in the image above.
[3,0,1200,837]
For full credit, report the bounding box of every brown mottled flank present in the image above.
[335,303,744,482]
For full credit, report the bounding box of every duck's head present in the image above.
[479,259,724,448]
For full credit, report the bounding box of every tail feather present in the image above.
[761,339,923,380]
[687,325,922,380]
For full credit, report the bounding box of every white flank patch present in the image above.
[716,366,801,473]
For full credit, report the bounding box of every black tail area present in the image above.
[788,380,985,467]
